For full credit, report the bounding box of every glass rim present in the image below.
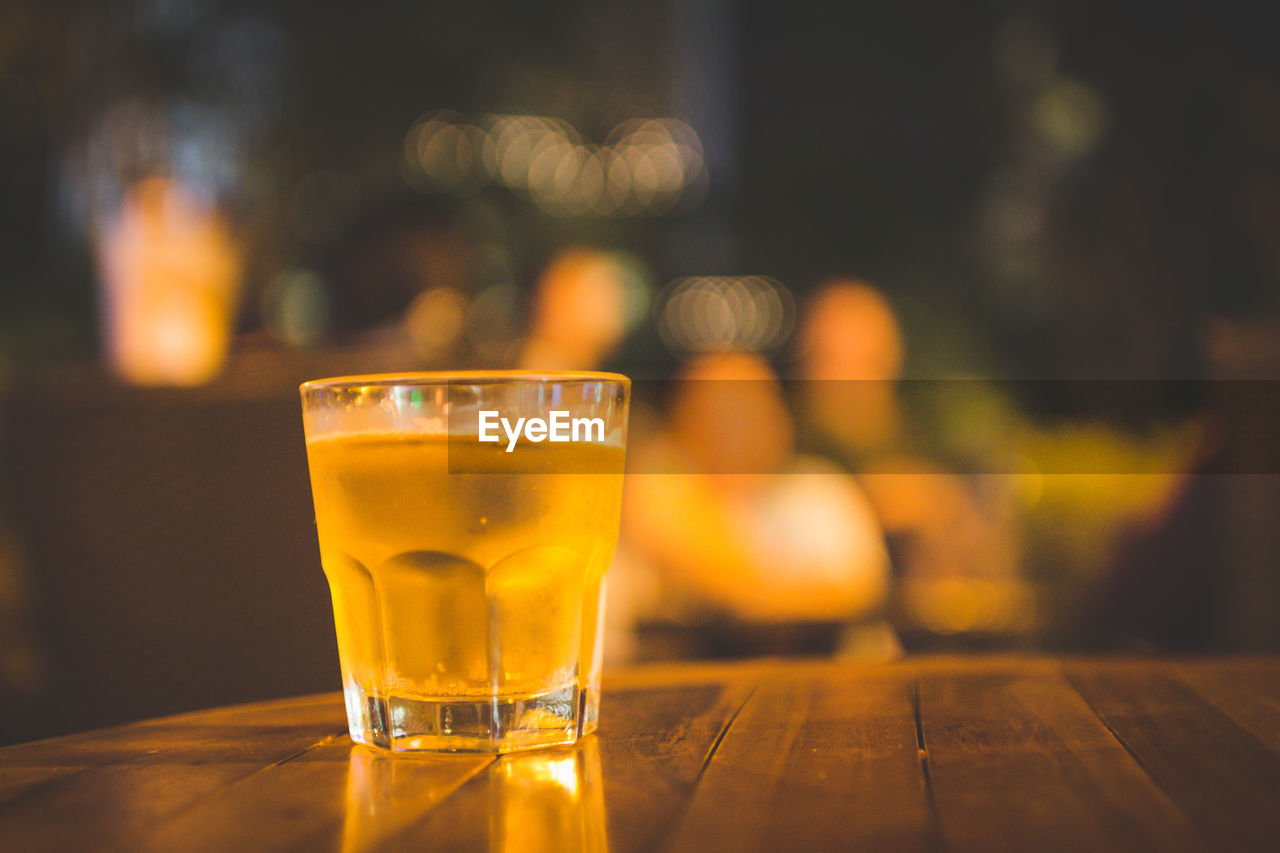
[300,370,630,394]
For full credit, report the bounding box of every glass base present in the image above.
[343,679,596,753]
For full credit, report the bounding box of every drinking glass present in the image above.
[300,372,629,752]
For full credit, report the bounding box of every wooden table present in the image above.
[2,657,1279,852]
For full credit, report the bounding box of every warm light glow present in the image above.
[521,249,649,369]
[404,286,467,357]
[800,280,904,379]
[654,275,794,354]
[493,744,607,853]
[902,577,1037,635]
[96,177,242,385]
[501,753,582,798]
[404,111,706,218]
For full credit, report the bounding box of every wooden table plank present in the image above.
[0,719,345,766]
[369,740,602,853]
[1,762,292,851]
[0,765,92,806]
[0,719,348,851]
[134,693,349,729]
[1168,659,1280,754]
[921,661,1197,853]
[137,738,492,853]
[386,680,751,853]
[1,659,1278,852]
[1067,661,1280,852]
[666,669,934,853]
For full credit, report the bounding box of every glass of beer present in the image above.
[300,372,629,752]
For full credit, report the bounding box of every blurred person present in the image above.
[615,351,898,661]
[795,279,1025,643]
[797,279,904,455]
[519,249,629,370]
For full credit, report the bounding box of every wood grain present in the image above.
[0,765,91,806]
[920,661,1197,853]
[138,738,491,853]
[1169,659,1280,753]
[389,682,752,853]
[2,659,1279,852]
[0,720,348,851]
[1068,661,1280,852]
[665,669,932,853]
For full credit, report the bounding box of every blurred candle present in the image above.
[96,177,242,386]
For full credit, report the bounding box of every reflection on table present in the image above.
[343,738,606,853]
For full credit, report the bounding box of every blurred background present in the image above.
[2,0,1279,744]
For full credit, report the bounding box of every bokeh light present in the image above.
[404,286,467,358]
[96,177,242,385]
[403,112,706,218]
[1030,79,1107,157]
[261,268,329,347]
[654,275,794,354]
[901,577,1037,636]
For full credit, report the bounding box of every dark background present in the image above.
[2,0,1277,379]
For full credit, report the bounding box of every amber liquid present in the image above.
[305,432,624,750]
